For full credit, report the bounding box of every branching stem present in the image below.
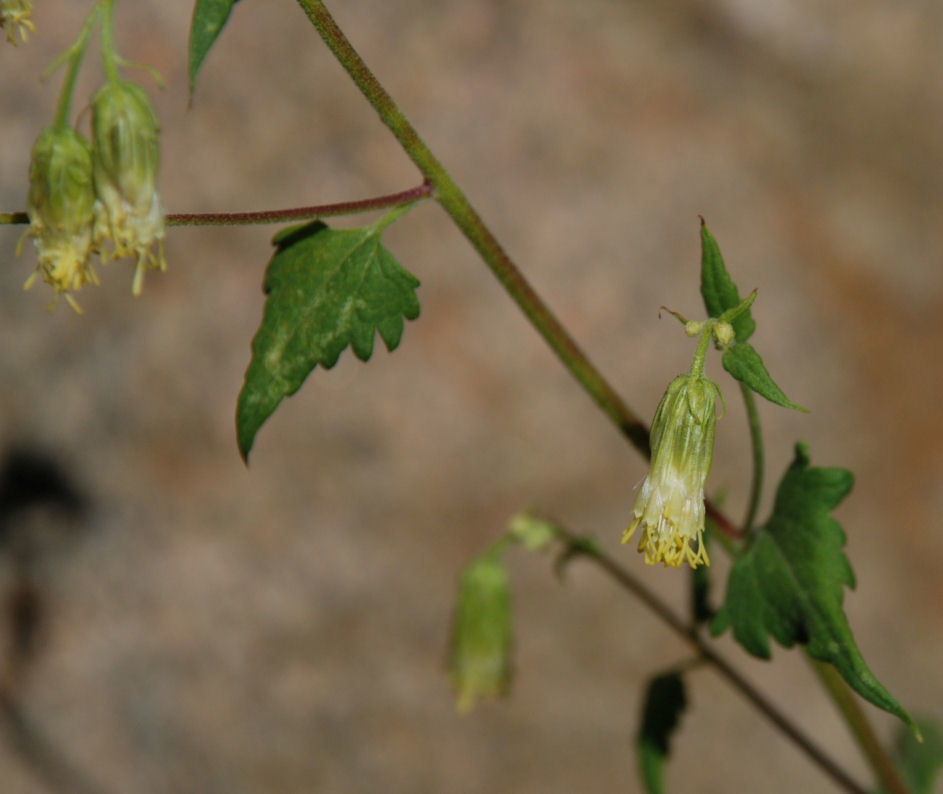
[550,523,870,794]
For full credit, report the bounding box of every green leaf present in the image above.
[722,343,807,412]
[878,717,943,794]
[236,220,421,461]
[699,220,755,342]
[188,0,239,100]
[712,444,915,730]
[637,672,687,794]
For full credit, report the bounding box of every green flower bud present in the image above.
[20,126,98,311]
[447,552,513,713]
[623,373,721,569]
[91,79,165,295]
[713,321,735,347]
[1,0,34,45]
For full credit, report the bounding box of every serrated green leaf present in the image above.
[236,220,420,461]
[712,444,914,730]
[188,0,239,100]
[722,343,807,412]
[699,221,755,342]
[637,672,687,794]
[878,717,943,794]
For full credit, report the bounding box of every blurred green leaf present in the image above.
[637,672,687,794]
[712,444,915,731]
[236,220,420,460]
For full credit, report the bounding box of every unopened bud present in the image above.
[713,321,735,347]
[684,320,703,337]
[447,552,513,713]
[91,79,165,294]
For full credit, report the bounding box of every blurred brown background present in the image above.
[1,1,942,792]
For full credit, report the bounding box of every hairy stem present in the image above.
[807,656,911,794]
[294,0,650,454]
[165,184,432,227]
[551,524,870,794]
[740,383,764,533]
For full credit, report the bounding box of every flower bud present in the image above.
[713,321,735,347]
[21,126,98,310]
[447,552,513,713]
[623,373,721,568]
[1,0,34,45]
[91,80,165,295]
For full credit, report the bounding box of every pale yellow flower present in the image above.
[623,373,721,569]
[20,126,98,312]
[91,80,166,295]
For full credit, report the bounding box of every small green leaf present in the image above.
[722,343,807,412]
[637,672,687,794]
[878,717,943,794]
[236,220,420,461]
[188,0,239,100]
[712,444,915,730]
[699,220,755,342]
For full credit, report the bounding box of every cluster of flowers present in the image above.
[1,0,33,44]
[21,80,165,311]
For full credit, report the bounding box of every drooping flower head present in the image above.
[20,126,98,311]
[1,0,34,45]
[91,79,165,295]
[447,551,513,713]
[623,372,721,569]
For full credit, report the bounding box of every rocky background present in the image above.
[1,1,941,792]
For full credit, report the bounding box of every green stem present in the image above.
[166,184,432,227]
[1,186,433,228]
[547,522,869,794]
[807,656,911,794]
[49,4,101,128]
[294,0,650,456]
[687,323,713,378]
[99,0,119,84]
[740,383,764,533]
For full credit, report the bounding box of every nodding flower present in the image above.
[21,126,98,312]
[91,79,166,295]
[623,372,721,569]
